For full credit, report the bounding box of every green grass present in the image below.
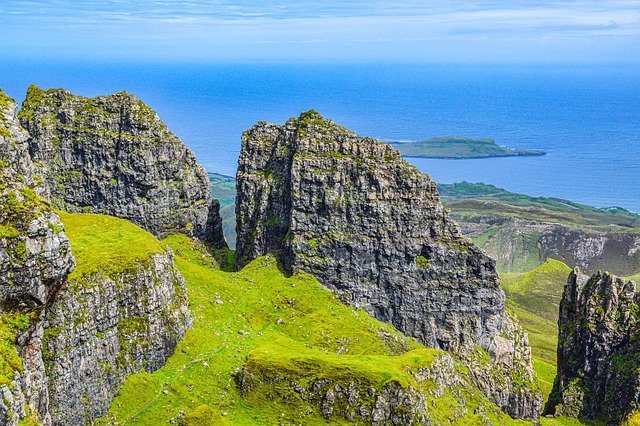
[57,211,166,280]
[0,311,34,389]
[502,259,572,321]
[106,234,531,425]
[389,136,545,159]
[208,173,236,207]
[209,173,237,249]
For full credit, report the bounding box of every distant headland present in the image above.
[388,136,546,159]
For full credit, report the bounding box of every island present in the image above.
[388,136,546,159]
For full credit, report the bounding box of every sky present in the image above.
[1,0,640,63]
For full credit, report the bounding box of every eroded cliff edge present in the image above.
[1,88,192,425]
[545,270,640,424]
[235,110,542,419]
[19,85,226,248]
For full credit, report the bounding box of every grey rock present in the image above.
[1,87,192,425]
[20,85,226,248]
[235,111,541,418]
[0,88,75,426]
[43,250,191,425]
[545,270,640,424]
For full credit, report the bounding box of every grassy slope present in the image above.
[500,259,607,424]
[106,234,530,425]
[389,136,544,159]
[57,211,166,280]
[500,260,571,395]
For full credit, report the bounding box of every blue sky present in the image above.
[1,0,639,62]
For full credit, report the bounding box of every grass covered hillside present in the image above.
[209,173,236,249]
[500,260,572,404]
[97,232,534,425]
[388,137,545,159]
[439,182,640,275]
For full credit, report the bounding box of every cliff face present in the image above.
[235,111,541,418]
[0,89,75,314]
[0,88,75,426]
[44,247,191,425]
[1,88,192,425]
[546,270,640,423]
[19,85,226,248]
[455,216,640,275]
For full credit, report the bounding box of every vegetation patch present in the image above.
[57,211,165,280]
[106,235,528,425]
[0,311,33,389]
[389,136,545,159]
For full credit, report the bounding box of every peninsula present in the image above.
[389,136,546,159]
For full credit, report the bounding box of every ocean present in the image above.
[2,61,639,212]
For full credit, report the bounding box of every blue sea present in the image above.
[2,61,639,212]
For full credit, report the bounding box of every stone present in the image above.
[235,110,541,418]
[545,270,640,423]
[19,85,226,248]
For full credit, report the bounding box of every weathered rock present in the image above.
[1,88,192,426]
[19,85,226,248]
[235,111,541,418]
[44,250,191,425]
[545,270,640,423]
[234,351,501,425]
[0,88,75,426]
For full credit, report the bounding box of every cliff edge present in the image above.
[546,270,640,423]
[235,110,542,419]
[19,85,226,248]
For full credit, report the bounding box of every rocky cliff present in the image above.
[1,88,192,425]
[19,85,225,248]
[1,88,76,425]
[545,270,640,423]
[235,111,542,418]
[43,221,192,425]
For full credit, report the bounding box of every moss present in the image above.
[57,211,165,280]
[0,311,34,389]
[416,255,429,269]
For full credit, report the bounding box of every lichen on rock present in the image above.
[545,270,640,423]
[235,110,542,419]
[0,88,75,426]
[19,85,226,248]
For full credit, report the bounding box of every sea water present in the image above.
[2,61,639,212]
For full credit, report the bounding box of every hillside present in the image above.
[388,136,545,159]
[439,182,640,275]
[106,234,532,425]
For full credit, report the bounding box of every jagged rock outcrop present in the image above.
[545,270,640,423]
[1,88,193,425]
[235,111,542,418]
[19,85,226,248]
[0,88,75,426]
[44,249,191,425]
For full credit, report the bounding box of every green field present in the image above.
[389,136,545,159]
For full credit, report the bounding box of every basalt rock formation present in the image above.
[1,88,76,425]
[19,85,226,248]
[235,110,542,419]
[1,88,192,425]
[545,270,640,424]
[44,244,191,425]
